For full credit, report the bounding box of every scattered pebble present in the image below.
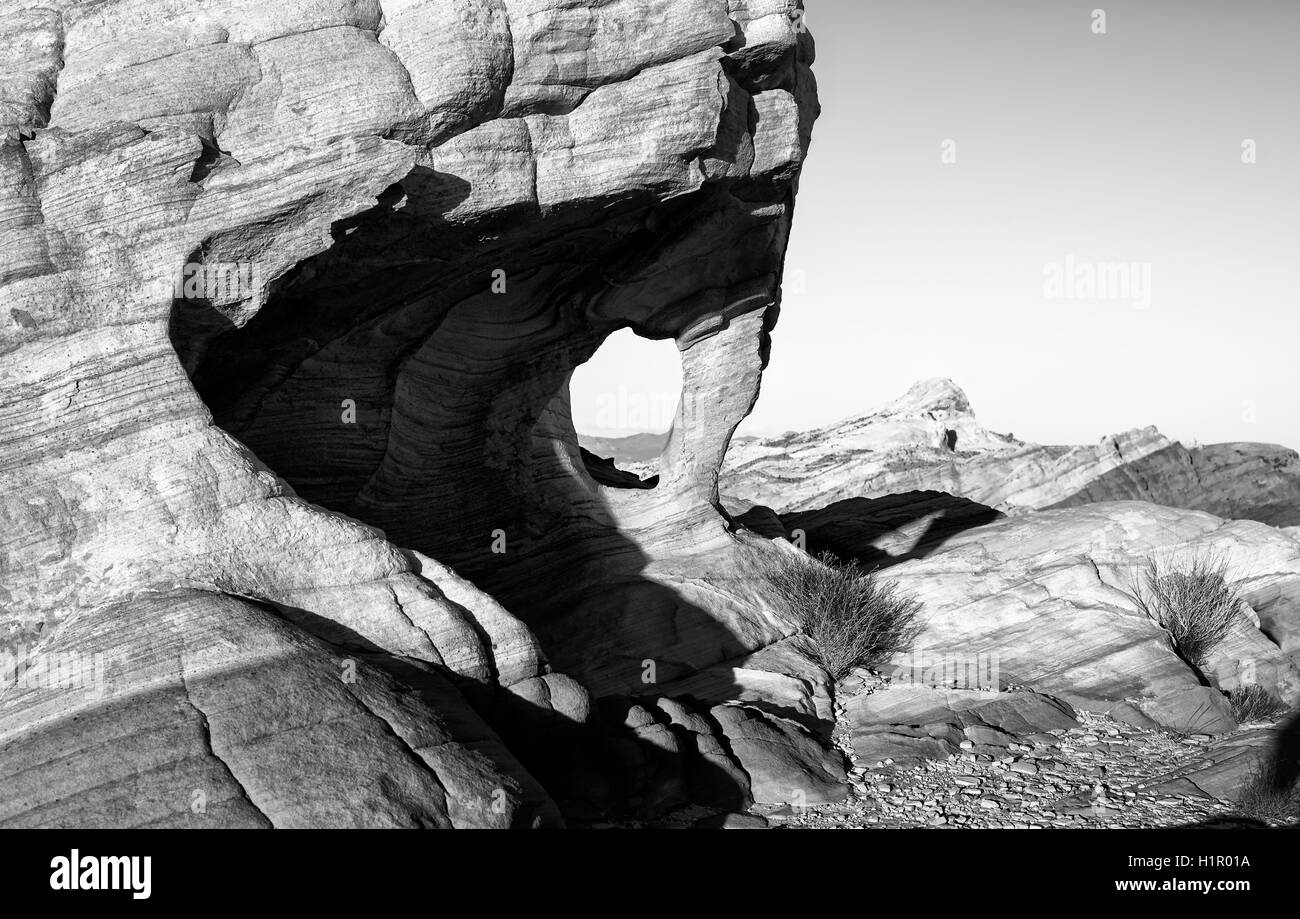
[779,707,1247,831]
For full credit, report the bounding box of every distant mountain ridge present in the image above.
[716,379,1300,526]
[577,431,670,464]
[576,379,1300,527]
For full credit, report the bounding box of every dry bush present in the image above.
[1228,684,1290,724]
[1130,554,1244,670]
[1235,758,1300,823]
[761,550,923,681]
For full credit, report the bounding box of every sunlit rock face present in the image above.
[873,503,1300,734]
[723,380,1300,739]
[744,492,1300,735]
[722,379,1300,526]
[0,0,822,825]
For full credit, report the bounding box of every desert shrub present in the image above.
[1130,554,1244,670]
[761,550,923,680]
[1234,758,1300,823]
[1228,684,1290,724]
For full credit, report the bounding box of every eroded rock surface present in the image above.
[1,0,824,825]
[6,2,1292,830]
[846,684,1079,768]
[808,502,1300,733]
[722,378,1300,525]
[743,488,1300,733]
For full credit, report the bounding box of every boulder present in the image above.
[710,704,848,805]
[1141,725,1285,802]
[0,590,558,828]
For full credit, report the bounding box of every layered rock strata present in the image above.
[1,0,821,825]
[722,378,1300,525]
[751,498,1300,734]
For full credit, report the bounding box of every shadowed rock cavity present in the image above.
[175,19,821,703]
[1,0,825,826]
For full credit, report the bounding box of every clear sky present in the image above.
[571,0,1299,449]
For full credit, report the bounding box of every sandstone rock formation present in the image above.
[3,2,1294,830]
[0,0,825,826]
[752,499,1300,734]
[846,684,1080,769]
[722,380,1300,742]
[721,378,1300,525]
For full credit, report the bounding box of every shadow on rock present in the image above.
[267,598,757,825]
[735,491,1003,572]
[1187,708,1300,828]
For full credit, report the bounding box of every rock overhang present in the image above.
[0,0,822,825]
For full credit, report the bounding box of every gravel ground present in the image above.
[585,676,1296,830]
[759,709,1259,829]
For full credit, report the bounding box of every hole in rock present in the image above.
[569,329,683,489]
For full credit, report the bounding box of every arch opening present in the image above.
[569,328,683,488]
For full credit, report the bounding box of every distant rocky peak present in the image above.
[873,377,974,419]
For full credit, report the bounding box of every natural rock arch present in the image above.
[0,0,824,826]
